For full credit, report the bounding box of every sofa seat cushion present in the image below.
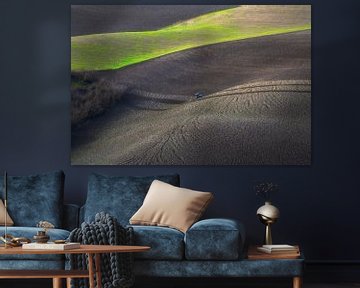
[84,174,180,226]
[0,227,70,261]
[185,218,245,260]
[130,225,184,260]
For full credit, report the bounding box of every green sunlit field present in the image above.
[71,5,311,72]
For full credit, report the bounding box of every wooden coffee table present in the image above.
[0,244,150,288]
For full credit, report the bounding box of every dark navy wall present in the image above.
[0,0,359,262]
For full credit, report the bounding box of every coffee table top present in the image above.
[0,245,150,255]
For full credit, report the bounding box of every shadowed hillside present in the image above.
[71,79,310,165]
[71,31,311,165]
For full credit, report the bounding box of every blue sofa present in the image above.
[0,171,78,270]
[0,171,303,287]
[81,173,304,283]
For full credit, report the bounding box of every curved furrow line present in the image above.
[207,80,311,99]
[220,79,311,92]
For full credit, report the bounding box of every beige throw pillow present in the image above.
[130,180,213,233]
[0,199,14,226]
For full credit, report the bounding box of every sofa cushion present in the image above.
[185,218,245,260]
[0,227,70,261]
[130,180,213,233]
[0,171,64,227]
[133,258,304,277]
[130,225,184,260]
[0,260,65,270]
[84,174,180,225]
[0,199,14,226]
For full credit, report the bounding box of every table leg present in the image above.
[95,253,102,288]
[293,276,302,288]
[88,253,95,288]
[52,278,62,288]
[66,277,72,288]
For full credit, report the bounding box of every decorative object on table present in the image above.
[54,239,67,244]
[33,230,50,243]
[34,220,55,243]
[69,212,134,288]
[248,245,300,260]
[254,181,280,245]
[0,234,31,247]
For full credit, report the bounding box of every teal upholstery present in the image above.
[63,203,80,231]
[134,258,304,277]
[84,173,180,225]
[0,171,72,272]
[0,172,304,280]
[0,260,64,270]
[82,173,303,279]
[185,218,244,260]
[0,170,64,228]
[130,225,184,260]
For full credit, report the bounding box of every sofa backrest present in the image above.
[63,203,80,231]
[82,173,180,226]
[0,170,65,228]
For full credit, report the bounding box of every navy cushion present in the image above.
[130,225,184,260]
[0,227,70,261]
[0,260,64,270]
[0,171,64,227]
[185,218,245,260]
[84,174,180,225]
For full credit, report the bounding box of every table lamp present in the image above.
[256,201,280,245]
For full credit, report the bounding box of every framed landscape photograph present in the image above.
[71,5,311,165]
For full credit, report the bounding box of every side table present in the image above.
[0,244,150,288]
[247,245,303,288]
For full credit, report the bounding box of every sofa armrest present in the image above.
[63,204,80,231]
[184,218,245,260]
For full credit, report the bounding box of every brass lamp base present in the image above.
[265,223,272,245]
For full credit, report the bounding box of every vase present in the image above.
[33,230,50,243]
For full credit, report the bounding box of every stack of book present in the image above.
[257,244,299,254]
[248,244,300,259]
[22,242,80,250]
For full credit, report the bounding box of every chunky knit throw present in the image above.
[68,212,134,288]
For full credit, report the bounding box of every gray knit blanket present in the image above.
[68,212,134,288]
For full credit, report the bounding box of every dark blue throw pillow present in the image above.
[84,174,180,225]
[0,170,65,227]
